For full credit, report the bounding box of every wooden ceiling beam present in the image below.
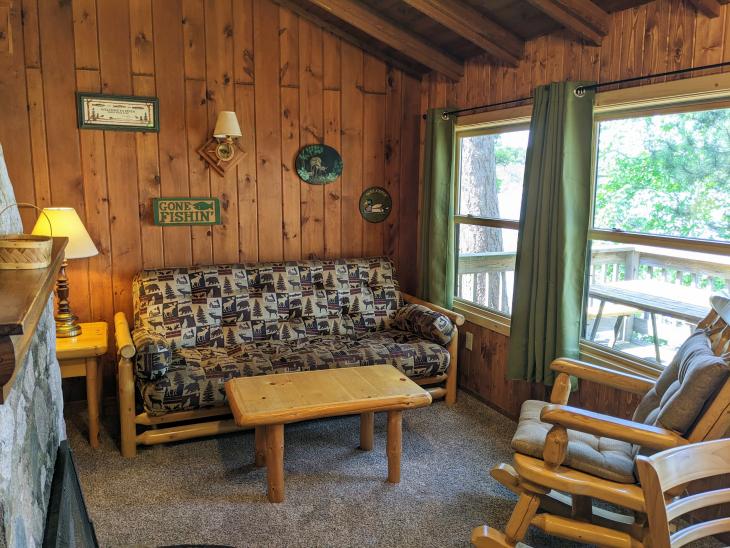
[272,0,425,78]
[401,0,524,67]
[525,0,608,45]
[305,0,464,80]
[687,0,722,17]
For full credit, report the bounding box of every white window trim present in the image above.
[453,72,730,379]
[453,108,529,322]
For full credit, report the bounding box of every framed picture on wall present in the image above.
[76,93,159,132]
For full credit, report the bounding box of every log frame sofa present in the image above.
[114,257,464,458]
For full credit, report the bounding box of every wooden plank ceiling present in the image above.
[275,0,727,79]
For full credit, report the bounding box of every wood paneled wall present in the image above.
[422,0,730,418]
[457,322,642,420]
[423,0,730,113]
[0,0,422,344]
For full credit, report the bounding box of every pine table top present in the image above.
[225,364,432,427]
[56,321,108,360]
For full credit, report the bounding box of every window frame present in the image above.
[452,72,730,376]
[452,107,531,324]
[580,91,730,376]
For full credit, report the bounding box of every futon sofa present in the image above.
[114,257,463,457]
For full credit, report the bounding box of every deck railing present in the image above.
[457,245,730,316]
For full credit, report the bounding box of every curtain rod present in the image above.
[433,60,730,120]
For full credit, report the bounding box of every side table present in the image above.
[56,322,108,448]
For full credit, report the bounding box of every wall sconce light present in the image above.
[198,111,244,176]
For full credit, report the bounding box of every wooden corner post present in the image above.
[446,325,459,405]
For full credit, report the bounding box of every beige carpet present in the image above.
[63,392,709,548]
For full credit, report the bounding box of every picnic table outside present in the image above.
[588,279,712,363]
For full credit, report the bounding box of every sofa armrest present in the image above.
[541,404,688,451]
[114,312,135,359]
[400,292,465,326]
[393,303,456,345]
[128,325,171,381]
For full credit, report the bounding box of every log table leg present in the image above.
[386,410,402,483]
[86,357,100,449]
[254,426,266,467]
[360,412,374,451]
[266,424,285,503]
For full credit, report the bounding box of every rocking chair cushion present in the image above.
[512,400,637,483]
[632,329,730,435]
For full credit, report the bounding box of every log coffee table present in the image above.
[225,364,432,503]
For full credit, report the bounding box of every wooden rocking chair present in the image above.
[636,438,730,547]
[472,295,730,548]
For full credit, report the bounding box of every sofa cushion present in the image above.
[138,346,275,414]
[632,329,729,435]
[133,258,402,349]
[511,400,637,483]
[393,303,455,345]
[138,330,449,415]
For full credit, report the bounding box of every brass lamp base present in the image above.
[55,311,81,338]
[55,259,82,338]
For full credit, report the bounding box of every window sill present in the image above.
[453,300,662,381]
[453,300,511,336]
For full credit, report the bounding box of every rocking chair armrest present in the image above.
[540,404,689,451]
[400,292,465,326]
[114,312,136,360]
[550,358,655,395]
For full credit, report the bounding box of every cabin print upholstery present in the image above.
[132,257,454,415]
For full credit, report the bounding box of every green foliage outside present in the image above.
[594,109,730,242]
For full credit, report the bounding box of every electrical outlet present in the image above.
[465,331,473,351]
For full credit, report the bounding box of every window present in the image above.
[454,120,530,316]
[583,106,730,367]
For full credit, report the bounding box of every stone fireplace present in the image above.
[0,144,66,547]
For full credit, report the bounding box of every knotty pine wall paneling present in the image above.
[421,0,730,418]
[0,0,422,392]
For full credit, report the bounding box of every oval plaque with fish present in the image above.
[152,197,221,226]
[359,187,392,223]
[295,144,343,185]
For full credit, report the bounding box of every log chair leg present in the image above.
[504,492,541,545]
[265,424,285,503]
[254,426,266,467]
[118,357,137,458]
[360,412,374,451]
[386,410,402,483]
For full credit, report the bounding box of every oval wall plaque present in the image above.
[295,144,343,185]
[359,187,392,223]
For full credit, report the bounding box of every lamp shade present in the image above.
[31,207,98,260]
[213,111,242,139]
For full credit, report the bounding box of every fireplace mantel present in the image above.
[0,237,67,403]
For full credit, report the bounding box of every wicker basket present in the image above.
[0,204,53,270]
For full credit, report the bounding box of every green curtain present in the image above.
[506,82,595,385]
[418,108,456,309]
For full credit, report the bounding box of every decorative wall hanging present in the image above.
[295,144,343,184]
[359,187,392,223]
[152,198,221,226]
[198,111,244,177]
[77,93,159,132]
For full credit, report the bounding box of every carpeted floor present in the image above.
[64,392,706,548]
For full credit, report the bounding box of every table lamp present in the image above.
[31,207,98,338]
